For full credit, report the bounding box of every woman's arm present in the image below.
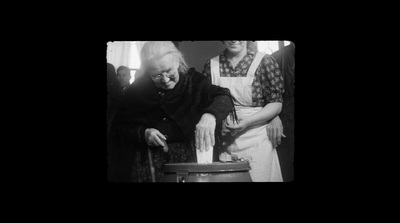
[193,70,235,151]
[111,79,161,149]
[243,102,282,126]
[267,115,286,148]
[226,102,282,136]
[196,94,235,152]
[227,54,284,136]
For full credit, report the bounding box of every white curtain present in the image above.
[107,41,132,69]
[257,41,279,55]
[106,41,147,69]
[256,41,292,55]
[135,41,146,58]
[107,41,147,82]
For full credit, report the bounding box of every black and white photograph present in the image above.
[106,40,295,183]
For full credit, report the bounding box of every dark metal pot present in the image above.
[160,161,252,182]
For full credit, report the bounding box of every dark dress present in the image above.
[271,43,295,182]
[109,68,235,182]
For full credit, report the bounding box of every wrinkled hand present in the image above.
[195,113,216,152]
[225,118,248,136]
[266,116,286,148]
[145,128,168,152]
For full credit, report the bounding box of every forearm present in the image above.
[115,123,149,147]
[112,106,153,147]
[242,102,282,127]
[202,95,234,124]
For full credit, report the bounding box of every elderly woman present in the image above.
[110,41,236,182]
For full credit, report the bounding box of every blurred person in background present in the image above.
[269,41,295,182]
[116,65,132,94]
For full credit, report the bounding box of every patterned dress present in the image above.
[202,49,284,106]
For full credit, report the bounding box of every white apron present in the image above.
[210,52,283,182]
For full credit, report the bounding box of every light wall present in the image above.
[178,41,226,73]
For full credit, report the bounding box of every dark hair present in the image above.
[117,65,131,74]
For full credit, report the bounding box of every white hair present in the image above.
[140,41,188,74]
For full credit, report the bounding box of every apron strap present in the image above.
[210,56,220,85]
[246,52,265,78]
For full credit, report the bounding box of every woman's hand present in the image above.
[145,128,168,152]
[266,116,286,148]
[225,118,249,136]
[195,113,216,152]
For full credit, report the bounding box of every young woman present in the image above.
[202,41,284,182]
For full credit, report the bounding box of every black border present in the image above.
[54,25,328,201]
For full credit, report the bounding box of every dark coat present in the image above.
[271,43,295,182]
[110,68,236,154]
